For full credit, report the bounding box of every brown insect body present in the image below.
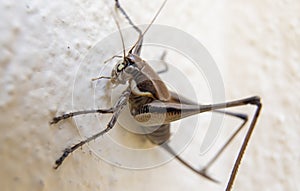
[51,1,262,190]
[111,52,171,144]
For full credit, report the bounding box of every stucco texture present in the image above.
[1,0,299,191]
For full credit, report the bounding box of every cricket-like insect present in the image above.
[51,1,262,190]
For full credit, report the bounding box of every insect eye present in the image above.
[117,62,126,72]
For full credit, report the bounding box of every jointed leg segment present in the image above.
[51,89,131,169]
[160,96,261,190]
[50,109,114,125]
[115,0,143,55]
[156,51,169,74]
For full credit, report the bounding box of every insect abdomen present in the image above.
[146,124,170,145]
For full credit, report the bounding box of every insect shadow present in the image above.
[50,1,262,190]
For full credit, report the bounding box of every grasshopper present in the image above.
[51,0,262,190]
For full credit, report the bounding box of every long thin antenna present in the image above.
[111,12,126,59]
[129,0,167,53]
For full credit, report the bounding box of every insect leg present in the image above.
[114,0,143,55]
[200,111,248,172]
[50,88,131,124]
[224,97,261,191]
[141,96,261,189]
[115,0,167,56]
[189,96,261,190]
[156,51,169,74]
[169,90,248,120]
[54,110,121,169]
[162,143,220,183]
[52,89,131,169]
[161,110,248,183]
[115,0,142,35]
[50,109,113,125]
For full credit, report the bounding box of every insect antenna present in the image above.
[114,0,143,55]
[128,0,167,54]
[111,12,126,60]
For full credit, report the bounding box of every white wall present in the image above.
[1,0,299,191]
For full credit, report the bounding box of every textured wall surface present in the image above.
[1,0,299,191]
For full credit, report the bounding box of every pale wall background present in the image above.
[1,0,299,191]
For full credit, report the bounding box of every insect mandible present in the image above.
[50,1,262,190]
